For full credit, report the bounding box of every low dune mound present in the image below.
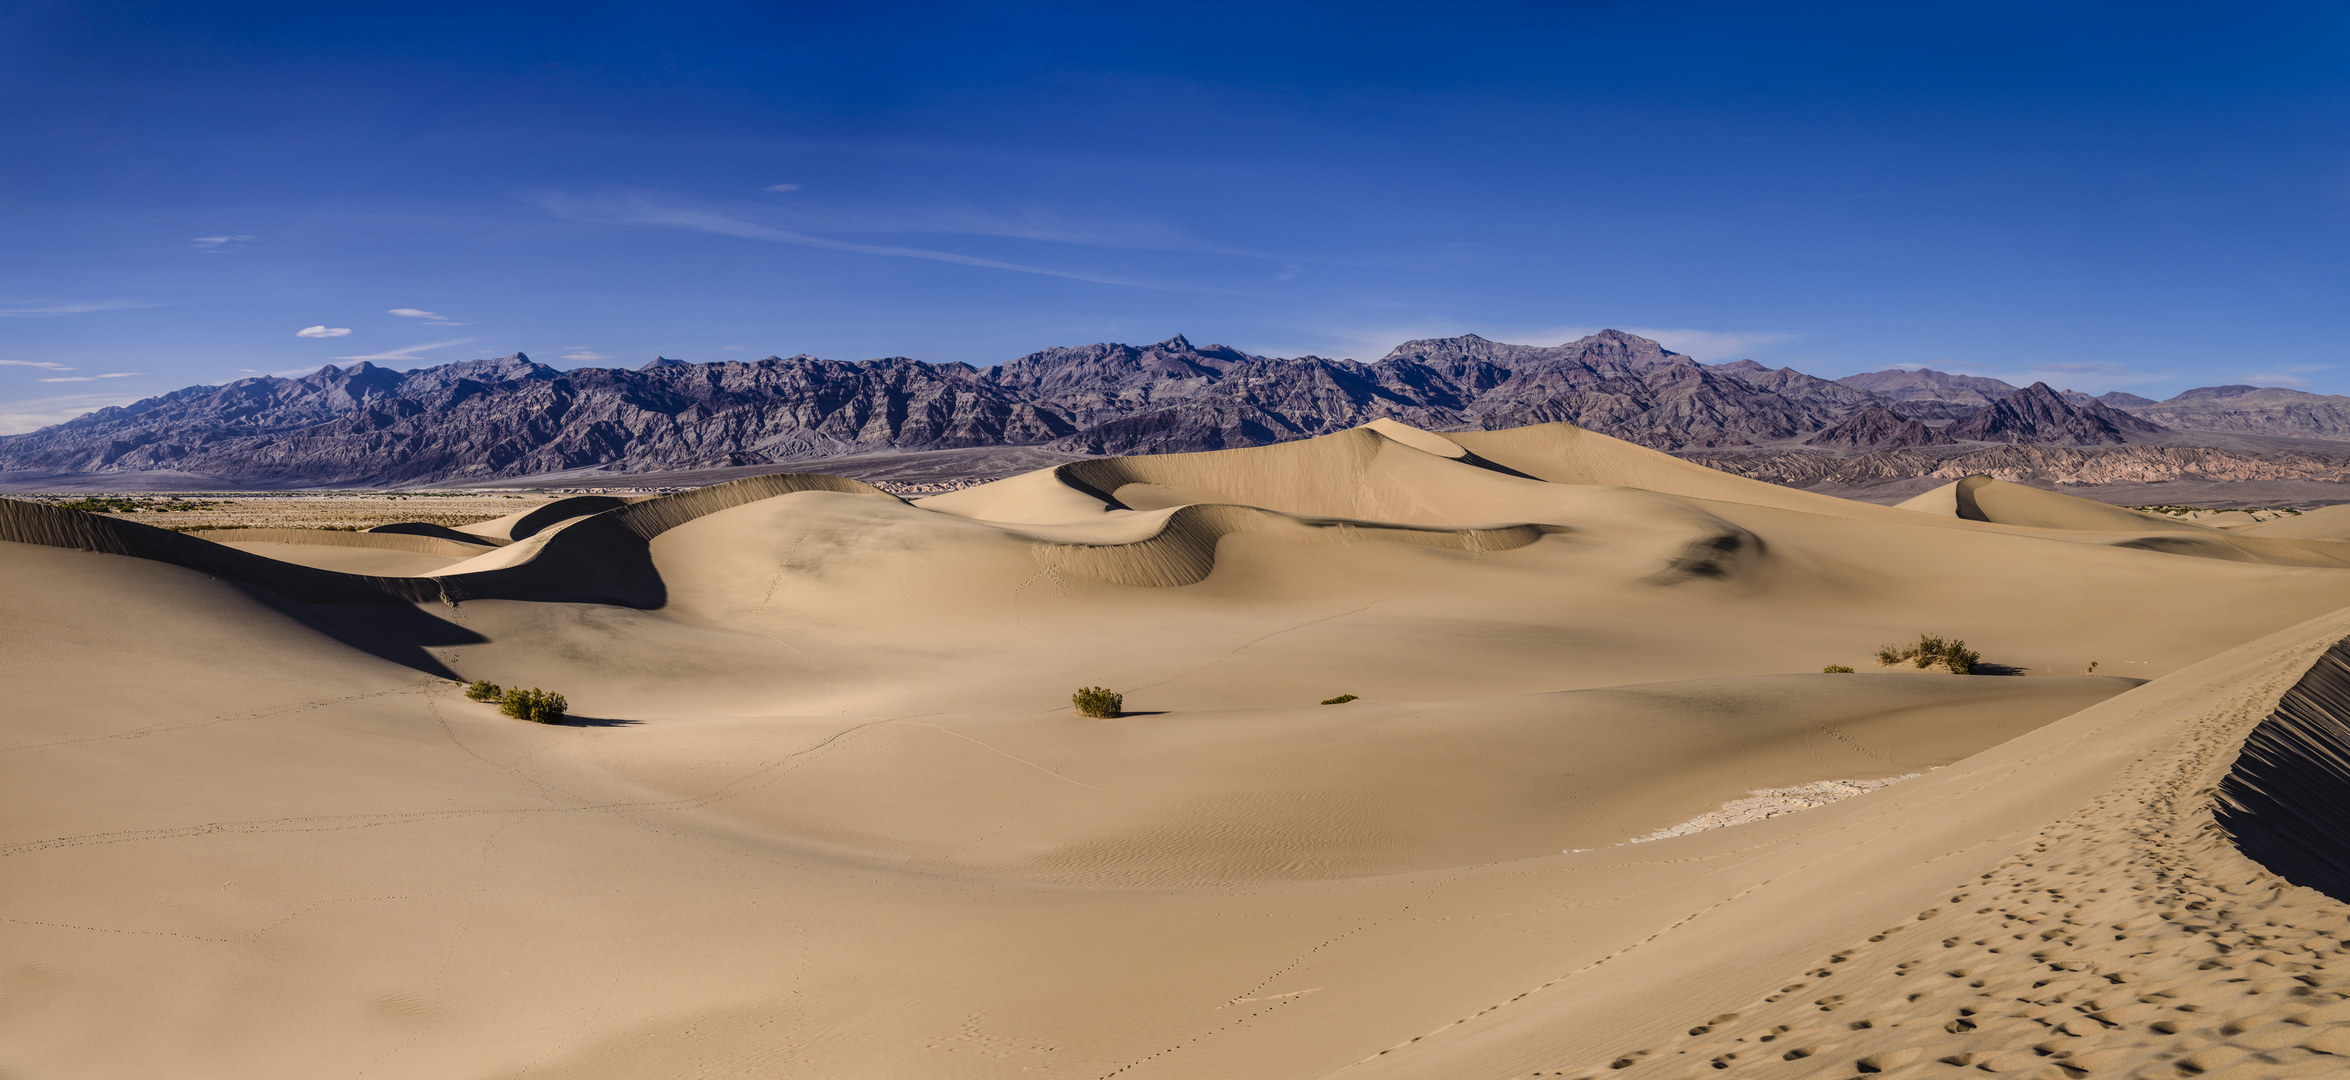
[1900,474,2206,531]
[1896,474,2350,568]
[590,673,2128,886]
[2245,502,2350,541]
[1026,503,1550,588]
[1448,421,1922,517]
[0,473,902,606]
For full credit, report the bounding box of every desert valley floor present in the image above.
[13,420,2350,1079]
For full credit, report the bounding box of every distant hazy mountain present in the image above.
[2125,385,2350,439]
[1830,367,2022,421]
[0,329,2328,486]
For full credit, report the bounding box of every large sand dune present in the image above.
[10,421,2350,1077]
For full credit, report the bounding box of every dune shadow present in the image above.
[241,588,487,679]
[552,715,641,727]
[1972,662,2030,676]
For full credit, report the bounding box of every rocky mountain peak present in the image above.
[1942,381,2165,445]
[1804,405,1955,449]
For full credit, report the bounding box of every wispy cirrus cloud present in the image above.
[763,183,802,193]
[2247,364,2330,388]
[38,372,138,383]
[191,235,257,251]
[561,349,613,362]
[533,191,1224,293]
[0,300,159,318]
[0,360,75,370]
[1617,327,1800,360]
[0,390,150,434]
[389,307,468,326]
[296,325,352,338]
[330,339,475,363]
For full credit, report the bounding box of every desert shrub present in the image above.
[463,679,503,702]
[1875,632,1978,674]
[499,687,568,724]
[1071,686,1123,718]
[1821,664,1855,674]
[1321,693,1359,705]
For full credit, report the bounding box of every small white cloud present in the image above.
[722,345,746,350]
[2249,372,2317,388]
[763,183,802,193]
[191,235,257,251]
[388,307,468,326]
[296,325,352,338]
[561,350,613,362]
[39,372,138,383]
[0,360,74,370]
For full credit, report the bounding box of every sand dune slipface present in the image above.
[11,420,2350,1078]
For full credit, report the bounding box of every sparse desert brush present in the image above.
[463,679,503,702]
[1321,693,1359,705]
[1821,664,1855,674]
[1875,632,1978,675]
[1072,686,1123,718]
[499,687,568,724]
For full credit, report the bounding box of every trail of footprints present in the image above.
[1546,736,2350,1077]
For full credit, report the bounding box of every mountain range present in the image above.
[4,329,2348,487]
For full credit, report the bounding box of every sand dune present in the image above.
[10,420,2350,1078]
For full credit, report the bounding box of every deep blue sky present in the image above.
[4,1,2350,431]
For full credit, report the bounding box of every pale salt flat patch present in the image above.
[1567,773,1924,853]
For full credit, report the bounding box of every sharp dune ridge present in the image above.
[12,420,2350,1077]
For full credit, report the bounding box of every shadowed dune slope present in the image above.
[2219,637,2350,903]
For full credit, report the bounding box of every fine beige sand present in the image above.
[10,420,2350,1078]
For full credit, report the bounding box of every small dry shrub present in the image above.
[1072,686,1123,718]
[1321,693,1359,705]
[1874,632,1978,675]
[1821,664,1855,674]
[463,679,503,702]
[499,687,568,724]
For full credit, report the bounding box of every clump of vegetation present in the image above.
[2083,661,2100,676]
[1874,633,1980,675]
[1321,693,1359,705]
[1821,664,1855,674]
[1071,686,1124,718]
[463,679,503,702]
[54,495,218,514]
[2128,503,2303,517]
[498,687,568,724]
